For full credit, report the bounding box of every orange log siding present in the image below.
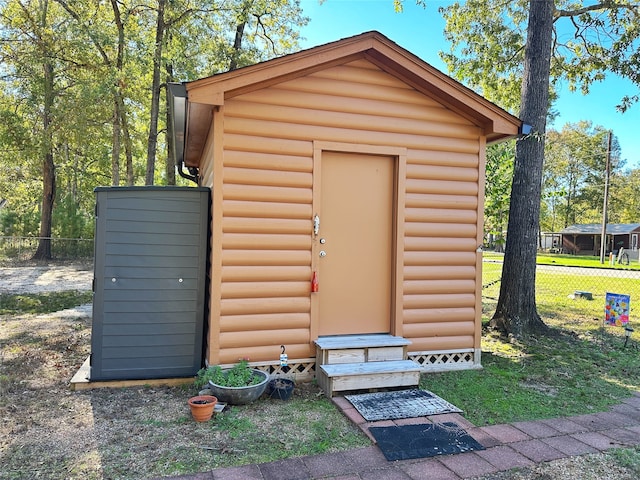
[203,59,485,364]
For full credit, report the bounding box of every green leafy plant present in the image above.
[195,360,263,388]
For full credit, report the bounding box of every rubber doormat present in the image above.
[344,389,462,421]
[370,422,484,461]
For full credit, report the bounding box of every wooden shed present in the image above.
[169,31,522,392]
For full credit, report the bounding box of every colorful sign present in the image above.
[605,292,630,327]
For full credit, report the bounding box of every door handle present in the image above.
[319,250,327,257]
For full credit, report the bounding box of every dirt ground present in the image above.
[1,264,638,479]
[0,264,367,480]
[0,262,94,294]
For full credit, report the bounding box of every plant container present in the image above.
[266,378,295,400]
[188,395,218,422]
[208,369,269,405]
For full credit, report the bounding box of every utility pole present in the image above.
[599,131,613,264]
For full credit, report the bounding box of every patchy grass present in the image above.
[0,290,92,314]
[3,271,640,479]
[425,286,640,426]
[0,290,368,480]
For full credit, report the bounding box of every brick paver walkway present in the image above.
[157,392,640,480]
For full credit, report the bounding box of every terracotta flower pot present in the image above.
[188,395,218,422]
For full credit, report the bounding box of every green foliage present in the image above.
[0,0,308,243]
[439,1,640,113]
[484,141,515,249]
[195,360,263,388]
[542,121,625,229]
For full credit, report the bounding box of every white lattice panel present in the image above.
[409,350,480,372]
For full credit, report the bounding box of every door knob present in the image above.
[319,250,327,257]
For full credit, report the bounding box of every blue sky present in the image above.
[298,0,640,168]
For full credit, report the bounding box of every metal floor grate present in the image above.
[344,389,462,422]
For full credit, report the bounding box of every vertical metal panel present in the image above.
[91,186,210,380]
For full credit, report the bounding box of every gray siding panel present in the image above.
[90,186,210,381]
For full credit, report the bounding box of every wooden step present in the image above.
[315,334,411,350]
[315,334,411,366]
[317,360,420,396]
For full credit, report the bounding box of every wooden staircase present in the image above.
[314,334,421,397]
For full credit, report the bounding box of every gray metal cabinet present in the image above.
[90,186,210,381]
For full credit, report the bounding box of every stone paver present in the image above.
[401,458,461,480]
[342,446,389,471]
[622,394,640,408]
[466,427,503,448]
[260,458,311,480]
[475,445,534,471]
[479,424,531,443]
[211,465,260,480]
[540,417,585,434]
[511,420,560,438]
[571,431,618,451]
[302,452,357,478]
[394,416,432,426]
[541,435,599,456]
[341,406,367,425]
[360,468,413,479]
[600,427,640,447]
[611,403,640,422]
[438,452,498,478]
[509,439,565,463]
[570,413,622,431]
[168,395,640,480]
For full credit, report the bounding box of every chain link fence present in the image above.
[0,236,94,264]
[2,237,637,329]
[483,257,640,327]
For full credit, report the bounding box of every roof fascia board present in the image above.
[186,35,377,105]
[362,44,521,137]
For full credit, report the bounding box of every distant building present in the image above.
[560,223,640,256]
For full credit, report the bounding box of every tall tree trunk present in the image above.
[229,21,246,71]
[490,0,554,337]
[145,0,166,185]
[164,66,176,185]
[111,97,121,186]
[33,60,55,260]
[122,103,134,185]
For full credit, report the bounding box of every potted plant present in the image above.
[187,395,217,422]
[196,359,269,405]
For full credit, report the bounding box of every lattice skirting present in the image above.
[409,349,481,372]
[219,359,316,381]
[222,350,480,381]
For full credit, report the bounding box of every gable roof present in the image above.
[177,31,523,168]
[560,223,640,235]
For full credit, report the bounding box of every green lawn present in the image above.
[444,253,640,428]
[484,250,640,270]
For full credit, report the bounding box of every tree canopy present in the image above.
[437,0,640,337]
[0,0,308,256]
